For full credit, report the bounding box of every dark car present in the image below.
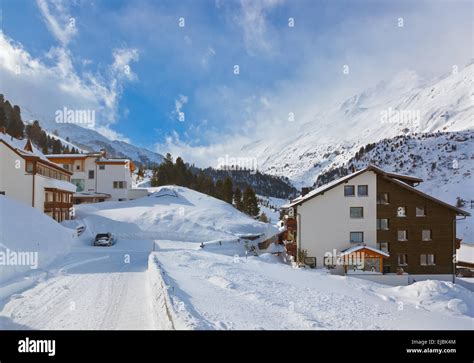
[93,233,115,247]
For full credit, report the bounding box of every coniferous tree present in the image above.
[222,177,233,204]
[0,107,6,130]
[233,187,243,211]
[52,139,62,154]
[7,105,24,138]
[242,186,259,217]
[215,179,224,200]
[25,120,42,144]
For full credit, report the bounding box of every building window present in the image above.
[377,193,389,204]
[377,218,389,230]
[350,232,364,243]
[398,230,408,241]
[397,254,408,266]
[88,170,95,179]
[416,206,426,217]
[0,191,5,195]
[397,206,407,217]
[357,185,368,196]
[344,185,355,197]
[76,165,81,170]
[99,165,105,170]
[63,164,70,171]
[26,161,34,173]
[113,181,126,189]
[420,254,436,266]
[350,207,364,218]
[377,242,389,253]
[422,229,432,241]
[71,179,85,192]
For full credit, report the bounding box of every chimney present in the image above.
[301,187,311,197]
[100,148,107,158]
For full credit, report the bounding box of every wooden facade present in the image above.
[44,187,74,222]
[376,174,458,275]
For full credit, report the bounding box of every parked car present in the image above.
[93,233,115,247]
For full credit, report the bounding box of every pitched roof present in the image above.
[0,133,73,175]
[283,164,470,216]
[339,245,390,258]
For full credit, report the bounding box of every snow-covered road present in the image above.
[0,240,165,330]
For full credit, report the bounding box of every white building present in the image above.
[46,151,147,203]
[282,165,469,284]
[0,131,76,222]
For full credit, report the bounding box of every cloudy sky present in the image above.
[1,0,472,166]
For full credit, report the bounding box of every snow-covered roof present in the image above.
[282,169,364,208]
[151,187,178,198]
[45,179,77,193]
[96,158,130,163]
[0,133,49,162]
[74,191,111,198]
[282,164,469,216]
[46,153,89,158]
[339,245,390,257]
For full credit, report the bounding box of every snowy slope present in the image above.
[0,196,77,284]
[258,195,287,223]
[254,62,473,186]
[314,130,474,243]
[41,122,164,165]
[75,186,278,242]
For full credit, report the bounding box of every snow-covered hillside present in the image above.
[0,196,77,284]
[258,195,287,223]
[40,122,164,165]
[254,62,473,187]
[313,130,474,242]
[76,186,278,243]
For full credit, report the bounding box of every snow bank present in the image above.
[378,280,474,317]
[76,186,278,243]
[147,253,192,329]
[0,196,76,284]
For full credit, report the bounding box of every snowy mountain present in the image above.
[40,122,164,166]
[252,62,473,187]
[314,130,474,243]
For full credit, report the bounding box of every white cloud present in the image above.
[36,0,77,46]
[0,32,138,141]
[111,48,139,81]
[237,0,283,55]
[173,94,188,119]
[201,46,216,67]
[95,126,131,143]
[156,1,473,167]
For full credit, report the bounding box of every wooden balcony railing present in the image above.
[44,201,73,209]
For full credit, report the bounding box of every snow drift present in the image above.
[75,186,278,243]
[0,196,76,284]
[377,280,474,317]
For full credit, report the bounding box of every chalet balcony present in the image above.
[44,201,73,209]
